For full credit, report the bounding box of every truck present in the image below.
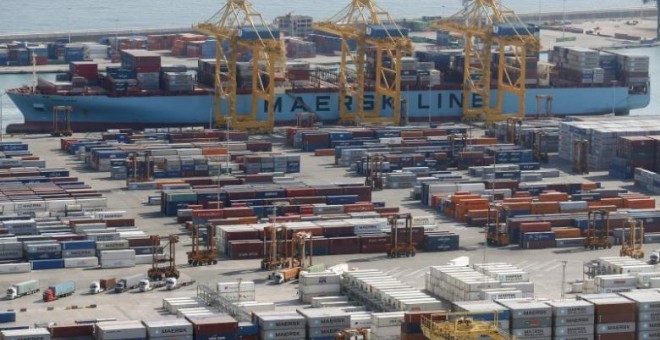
[6,279,40,300]
[273,267,303,284]
[138,277,195,292]
[651,250,660,264]
[42,281,76,302]
[89,278,115,294]
[114,274,145,293]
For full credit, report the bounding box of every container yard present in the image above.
[0,117,654,339]
[1,0,660,339]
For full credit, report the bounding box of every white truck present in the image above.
[651,250,660,264]
[7,280,40,299]
[139,278,180,292]
[114,274,145,293]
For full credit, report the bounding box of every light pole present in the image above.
[225,117,231,174]
[562,0,566,39]
[0,93,4,143]
[427,84,432,127]
[611,80,617,114]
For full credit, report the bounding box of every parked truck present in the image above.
[42,281,75,302]
[6,279,40,300]
[114,274,145,293]
[89,278,115,294]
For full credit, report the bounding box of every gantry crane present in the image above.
[195,0,284,133]
[585,209,612,250]
[621,219,644,259]
[421,311,511,340]
[430,0,540,124]
[487,204,509,247]
[187,224,218,266]
[364,154,384,191]
[387,213,416,257]
[148,235,180,281]
[313,0,413,126]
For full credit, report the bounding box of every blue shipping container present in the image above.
[31,259,65,270]
[326,195,358,205]
[26,251,62,261]
[61,240,96,250]
[0,312,16,324]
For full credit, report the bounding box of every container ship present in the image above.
[4,37,651,133]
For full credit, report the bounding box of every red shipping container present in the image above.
[359,234,390,253]
[314,185,344,196]
[329,236,360,255]
[104,218,135,227]
[49,324,94,337]
[225,229,260,241]
[519,222,552,233]
[127,237,153,247]
[189,316,239,334]
[223,207,254,218]
[192,209,225,220]
[341,185,372,202]
[344,203,374,213]
[228,240,264,259]
[291,196,326,205]
[286,187,317,197]
[594,332,635,340]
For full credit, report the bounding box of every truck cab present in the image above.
[89,281,101,294]
[114,282,125,293]
[138,280,151,292]
[6,287,17,300]
[165,277,177,290]
[651,250,660,264]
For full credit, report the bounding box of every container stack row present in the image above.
[426,263,533,302]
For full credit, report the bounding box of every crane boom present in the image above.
[429,0,540,123]
[195,0,284,133]
[313,0,413,126]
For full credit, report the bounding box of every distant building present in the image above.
[274,13,313,38]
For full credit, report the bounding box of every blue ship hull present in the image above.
[5,86,650,132]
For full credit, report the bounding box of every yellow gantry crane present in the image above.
[195,0,284,132]
[313,0,413,126]
[422,311,511,340]
[430,0,540,124]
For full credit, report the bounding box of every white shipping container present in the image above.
[95,321,146,340]
[64,256,99,268]
[100,258,136,269]
[100,249,136,260]
[143,319,193,338]
[218,291,256,302]
[596,322,635,334]
[300,284,341,294]
[0,262,31,274]
[217,281,255,293]
[135,254,153,265]
[371,312,404,327]
[0,328,51,340]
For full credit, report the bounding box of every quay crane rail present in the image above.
[429,0,540,124]
[195,0,284,133]
[313,0,413,126]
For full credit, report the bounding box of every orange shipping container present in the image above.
[466,210,490,219]
[531,202,560,214]
[587,205,618,212]
[400,130,424,138]
[624,198,656,209]
[471,137,498,145]
[503,202,532,211]
[581,182,598,191]
[156,179,185,189]
[539,192,569,202]
[600,197,624,209]
[552,227,581,238]
[202,147,228,155]
[314,149,336,156]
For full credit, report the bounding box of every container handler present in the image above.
[486,204,509,247]
[187,224,217,266]
[585,209,612,250]
[387,213,416,258]
[620,219,644,259]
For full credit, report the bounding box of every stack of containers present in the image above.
[611,136,656,179]
[95,321,147,340]
[143,319,193,340]
[298,271,342,303]
[473,263,534,298]
[120,49,161,90]
[27,45,48,65]
[216,280,256,303]
[619,290,660,339]
[254,311,306,340]
[496,299,552,339]
[594,274,637,293]
[61,240,97,267]
[297,308,351,339]
[371,312,405,340]
[579,294,636,340]
[617,53,650,85]
[0,241,23,261]
[426,265,501,302]
[545,299,595,339]
[599,52,617,83]
[64,44,85,63]
[82,43,109,60]
[162,72,194,93]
